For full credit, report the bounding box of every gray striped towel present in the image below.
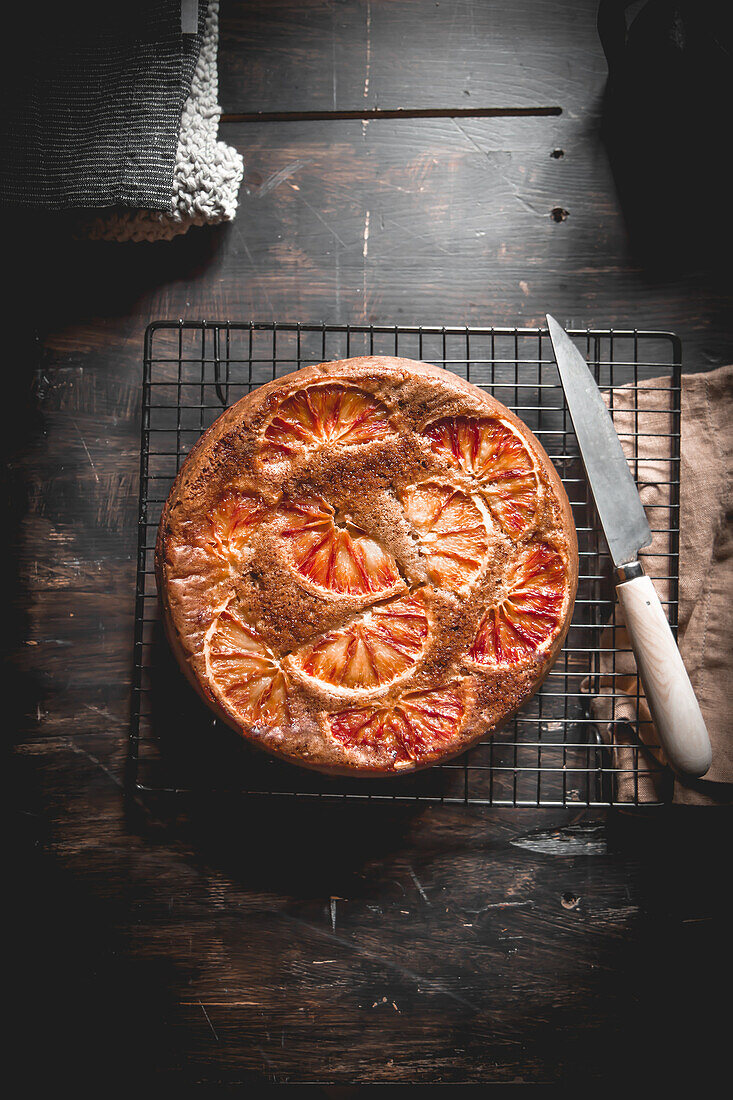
[0,1,243,241]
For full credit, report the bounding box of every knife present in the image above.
[546,315,711,778]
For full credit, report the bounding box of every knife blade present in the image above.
[546,314,652,570]
[546,314,711,778]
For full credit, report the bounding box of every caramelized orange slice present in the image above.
[277,498,400,596]
[205,606,289,726]
[401,482,489,590]
[329,683,466,766]
[294,592,428,690]
[261,384,392,461]
[470,542,567,668]
[423,416,538,534]
[207,490,269,560]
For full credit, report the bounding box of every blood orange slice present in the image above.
[293,592,428,691]
[205,605,289,726]
[423,416,538,534]
[329,683,467,766]
[470,542,567,668]
[207,490,270,560]
[277,498,400,596]
[401,482,489,590]
[261,384,392,461]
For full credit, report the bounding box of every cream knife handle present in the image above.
[615,572,712,778]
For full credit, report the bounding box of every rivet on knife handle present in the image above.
[616,566,711,778]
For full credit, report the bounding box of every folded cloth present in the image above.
[587,364,733,804]
[80,2,243,242]
[0,1,243,240]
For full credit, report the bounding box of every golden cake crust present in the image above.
[156,356,578,775]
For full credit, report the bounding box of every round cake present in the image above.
[156,356,578,775]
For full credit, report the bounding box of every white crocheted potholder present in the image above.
[83,1,243,242]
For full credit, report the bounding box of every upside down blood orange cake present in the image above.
[156,356,578,775]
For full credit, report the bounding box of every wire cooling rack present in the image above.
[130,322,681,807]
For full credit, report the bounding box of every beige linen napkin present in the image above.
[588,364,733,804]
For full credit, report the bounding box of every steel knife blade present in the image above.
[546,314,652,570]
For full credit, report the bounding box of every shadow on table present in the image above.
[598,0,733,276]
[127,613,541,897]
[128,615,438,893]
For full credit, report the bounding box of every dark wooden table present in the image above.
[7,2,732,1087]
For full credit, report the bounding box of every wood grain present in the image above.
[218,0,604,115]
[19,113,732,366]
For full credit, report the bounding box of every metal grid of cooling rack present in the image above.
[129,321,681,807]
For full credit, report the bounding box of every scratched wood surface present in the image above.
[218,0,603,115]
[6,0,732,1087]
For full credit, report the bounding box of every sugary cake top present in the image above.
[156,356,578,775]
